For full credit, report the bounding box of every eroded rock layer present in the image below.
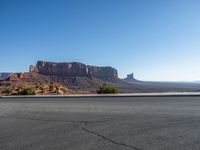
[34,61,118,79]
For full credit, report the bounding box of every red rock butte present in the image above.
[31,61,118,80]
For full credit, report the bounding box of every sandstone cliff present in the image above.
[0,61,120,95]
[33,61,118,80]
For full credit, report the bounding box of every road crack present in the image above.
[0,115,142,149]
[81,123,143,150]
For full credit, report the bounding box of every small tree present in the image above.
[97,83,119,94]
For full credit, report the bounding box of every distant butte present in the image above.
[32,60,118,80]
[124,73,138,82]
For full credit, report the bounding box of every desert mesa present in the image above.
[0,61,200,95]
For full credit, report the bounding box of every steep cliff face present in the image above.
[34,61,118,79]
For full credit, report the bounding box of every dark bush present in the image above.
[20,86,36,95]
[97,83,119,94]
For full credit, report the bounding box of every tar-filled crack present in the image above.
[80,122,143,150]
[0,115,142,150]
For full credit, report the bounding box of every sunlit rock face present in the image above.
[34,61,118,79]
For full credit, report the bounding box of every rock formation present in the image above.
[0,72,72,95]
[32,61,118,80]
[0,61,121,95]
[124,73,138,82]
[0,73,14,80]
[1,61,199,95]
[127,73,134,80]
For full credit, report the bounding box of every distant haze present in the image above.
[0,0,200,81]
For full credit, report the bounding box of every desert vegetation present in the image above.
[0,83,70,96]
[20,86,36,95]
[97,83,119,94]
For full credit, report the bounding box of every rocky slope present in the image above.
[0,73,14,80]
[0,72,71,95]
[28,61,119,93]
[0,61,120,95]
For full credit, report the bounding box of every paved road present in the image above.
[0,96,200,150]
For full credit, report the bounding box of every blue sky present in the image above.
[0,0,200,81]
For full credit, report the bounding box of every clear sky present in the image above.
[0,0,200,81]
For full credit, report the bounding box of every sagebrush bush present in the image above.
[97,83,119,94]
[20,86,36,95]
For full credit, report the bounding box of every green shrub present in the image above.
[20,86,36,95]
[97,83,119,94]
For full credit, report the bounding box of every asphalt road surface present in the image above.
[0,96,200,150]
